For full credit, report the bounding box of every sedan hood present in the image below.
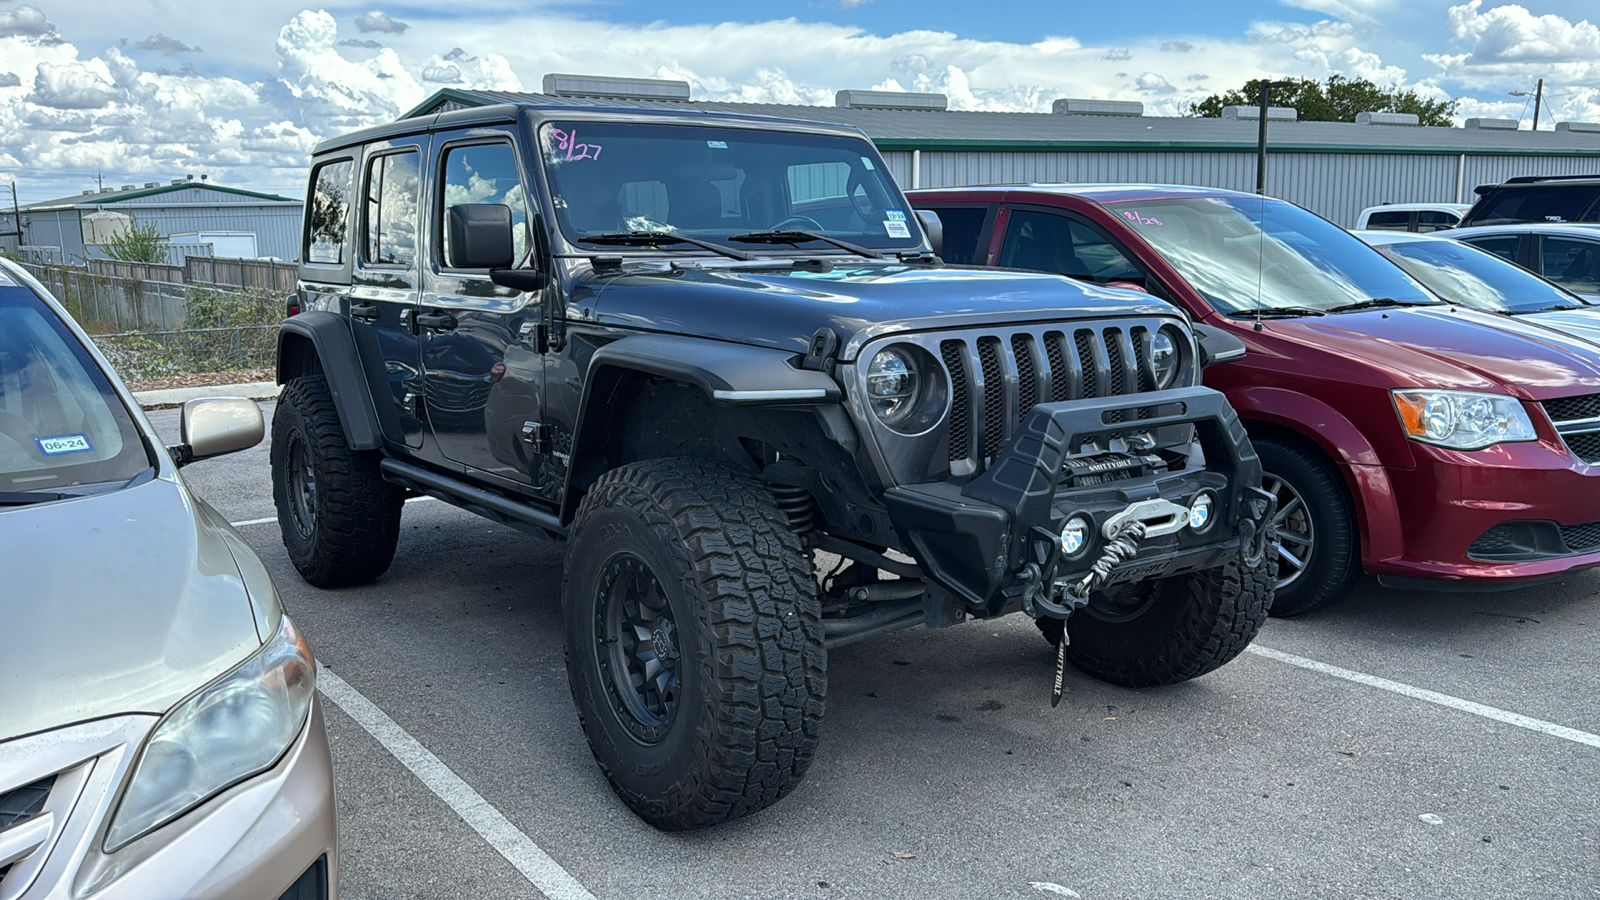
[583,262,1174,358]
[1239,306,1600,400]
[0,476,264,741]
[1515,307,1600,349]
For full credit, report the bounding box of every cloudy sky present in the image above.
[2,0,1597,205]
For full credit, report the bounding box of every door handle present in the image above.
[350,301,380,322]
[415,310,457,332]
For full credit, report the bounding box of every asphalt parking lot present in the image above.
[148,402,1600,900]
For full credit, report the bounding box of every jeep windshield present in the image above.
[539,121,922,254]
[0,280,153,498]
[1106,195,1438,317]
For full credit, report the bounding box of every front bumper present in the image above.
[884,386,1270,615]
[0,696,338,900]
[1366,437,1600,586]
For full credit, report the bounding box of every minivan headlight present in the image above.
[105,616,316,851]
[1391,389,1536,450]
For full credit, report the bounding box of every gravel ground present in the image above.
[126,367,275,392]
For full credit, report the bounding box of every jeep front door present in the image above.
[420,133,549,491]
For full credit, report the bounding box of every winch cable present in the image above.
[1051,520,1148,708]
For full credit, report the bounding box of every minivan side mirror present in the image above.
[1193,323,1247,368]
[447,204,516,269]
[916,209,943,257]
[171,397,264,466]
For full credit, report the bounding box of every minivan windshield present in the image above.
[539,121,921,252]
[1106,195,1439,316]
[0,283,152,499]
[1372,238,1592,313]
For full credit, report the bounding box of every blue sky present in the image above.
[2,0,1598,205]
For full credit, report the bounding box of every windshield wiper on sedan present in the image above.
[726,230,884,260]
[0,490,69,506]
[1504,304,1588,315]
[1324,297,1440,314]
[1226,306,1328,319]
[576,231,754,261]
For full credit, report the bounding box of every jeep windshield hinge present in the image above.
[802,328,839,373]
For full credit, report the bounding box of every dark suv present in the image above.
[273,101,1275,830]
[1460,174,1600,227]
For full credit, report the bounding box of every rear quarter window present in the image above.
[306,159,355,265]
[1469,185,1600,225]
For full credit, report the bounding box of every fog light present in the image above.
[1061,516,1090,557]
[1189,493,1214,533]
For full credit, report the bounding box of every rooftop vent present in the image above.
[81,189,94,195]
[99,186,112,193]
[171,179,185,185]
[143,181,159,188]
[541,73,691,101]
[119,184,135,191]
[1053,98,1144,117]
[1556,121,1600,134]
[1221,106,1298,122]
[1465,117,1519,131]
[1356,111,1420,126]
[835,90,948,111]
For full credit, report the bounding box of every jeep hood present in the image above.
[0,477,265,741]
[581,263,1177,359]
[1222,306,1600,400]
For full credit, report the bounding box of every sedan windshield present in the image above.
[0,284,152,497]
[1372,239,1591,313]
[540,121,921,252]
[1107,195,1438,315]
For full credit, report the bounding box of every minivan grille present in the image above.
[1541,393,1600,464]
[942,325,1157,465]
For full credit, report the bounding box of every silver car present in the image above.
[0,259,338,898]
[1443,222,1600,302]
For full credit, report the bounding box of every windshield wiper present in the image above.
[0,490,69,507]
[1506,304,1588,315]
[1324,297,1439,314]
[576,231,754,261]
[727,230,884,259]
[1226,306,1328,319]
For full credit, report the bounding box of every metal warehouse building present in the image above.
[18,180,302,263]
[408,76,1600,230]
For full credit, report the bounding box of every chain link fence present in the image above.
[22,263,285,381]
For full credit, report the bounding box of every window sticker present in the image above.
[861,156,876,171]
[885,209,907,221]
[707,140,728,149]
[884,220,911,238]
[36,433,94,456]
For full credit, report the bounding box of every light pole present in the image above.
[1256,80,1295,195]
[1510,79,1544,131]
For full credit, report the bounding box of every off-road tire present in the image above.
[1040,525,1276,687]
[271,375,404,588]
[563,457,826,831]
[1255,436,1359,617]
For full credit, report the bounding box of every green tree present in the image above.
[1189,74,1457,127]
[102,219,169,263]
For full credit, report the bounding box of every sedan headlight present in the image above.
[1391,389,1536,450]
[105,616,316,851]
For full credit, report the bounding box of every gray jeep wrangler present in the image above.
[274,100,1275,830]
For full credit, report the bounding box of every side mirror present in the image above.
[172,397,264,467]
[915,209,943,257]
[447,204,516,269]
[1193,323,1247,368]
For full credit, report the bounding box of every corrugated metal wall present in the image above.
[888,148,1600,230]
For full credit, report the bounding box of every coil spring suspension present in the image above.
[768,483,815,534]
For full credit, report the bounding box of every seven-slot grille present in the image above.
[941,324,1164,465]
[1541,393,1600,464]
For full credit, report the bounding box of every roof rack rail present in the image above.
[1502,174,1600,185]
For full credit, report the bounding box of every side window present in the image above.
[1364,210,1411,231]
[921,206,990,266]
[363,151,420,267]
[1416,211,1460,233]
[440,142,531,267]
[1000,210,1142,284]
[1461,235,1520,265]
[306,159,353,265]
[1542,238,1600,294]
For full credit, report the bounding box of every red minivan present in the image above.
[910,185,1600,615]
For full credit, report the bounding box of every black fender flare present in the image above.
[275,311,396,450]
[561,333,843,521]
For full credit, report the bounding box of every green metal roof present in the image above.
[23,182,298,212]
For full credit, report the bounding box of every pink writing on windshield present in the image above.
[551,128,603,161]
[1122,210,1162,225]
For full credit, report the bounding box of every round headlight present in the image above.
[1189,492,1215,533]
[1150,329,1180,389]
[866,347,920,424]
[1060,515,1091,557]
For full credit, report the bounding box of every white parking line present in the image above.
[317,667,600,900]
[229,495,437,528]
[1248,644,1600,750]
